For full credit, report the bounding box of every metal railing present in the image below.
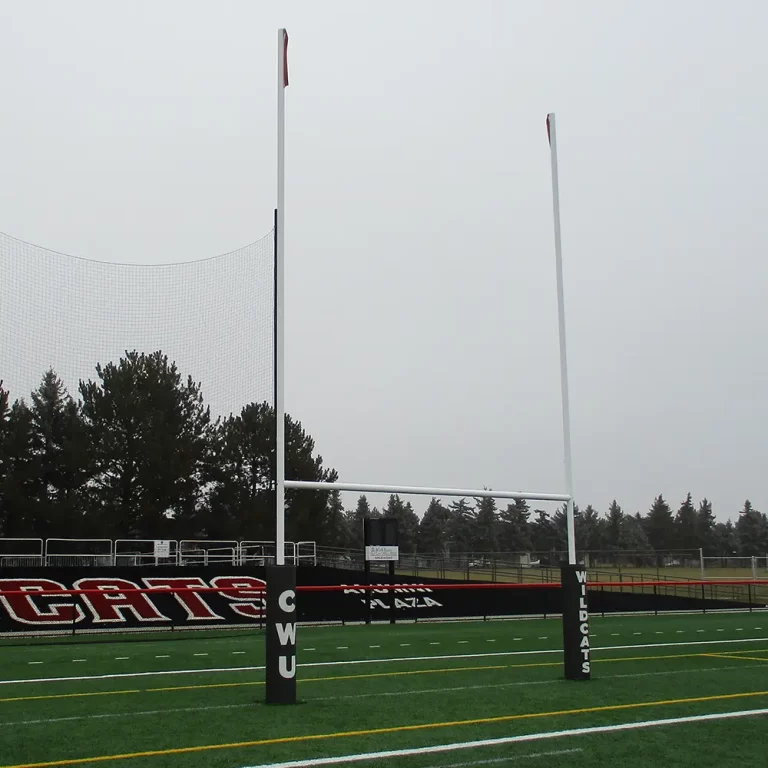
[0,537,317,567]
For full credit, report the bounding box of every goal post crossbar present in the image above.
[284,480,571,503]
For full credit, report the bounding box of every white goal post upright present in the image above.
[546,112,577,567]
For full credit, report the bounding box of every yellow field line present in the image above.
[0,689,142,704]
[703,653,768,663]
[3,689,768,768]
[0,651,742,705]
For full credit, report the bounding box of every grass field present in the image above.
[2,611,768,768]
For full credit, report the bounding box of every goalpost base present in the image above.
[265,564,297,704]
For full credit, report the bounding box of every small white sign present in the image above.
[365,545,399,562]
[154,540,171,559]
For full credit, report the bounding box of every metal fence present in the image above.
[0,538,317,567]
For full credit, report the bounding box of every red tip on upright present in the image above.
[283,30,289,87]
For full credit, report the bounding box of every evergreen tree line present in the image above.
[2,353,767,558]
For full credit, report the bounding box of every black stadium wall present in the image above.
[0,566,761,634]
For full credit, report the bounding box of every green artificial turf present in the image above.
[0,611,767,768]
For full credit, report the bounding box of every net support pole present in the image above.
[547,112,576,567]
[275,28,287,568]
[266,27,297,707]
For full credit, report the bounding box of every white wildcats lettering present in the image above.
[74,578,170,624]
[576,570,588,583]
[276,622,296,646]
[0,579,85,626]
[142,576,224,621]
[211,575,266,619]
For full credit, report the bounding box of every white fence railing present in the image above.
[0,537,316,567]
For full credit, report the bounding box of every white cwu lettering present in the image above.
[278,590,296,613]
[276,622,296,646]
[279,655,296,679]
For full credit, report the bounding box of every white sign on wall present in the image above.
[365,545,399,562]
[154,540,171,559]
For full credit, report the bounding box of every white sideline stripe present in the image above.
[2,665,763,729]
[4,636,768,687]
[421,748,582,768]
[155,655,170,659]
[240,708,768,768]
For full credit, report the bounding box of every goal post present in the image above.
[286,479,589,682]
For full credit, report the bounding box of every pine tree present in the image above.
[696,498,717,555]
[344,495,373,550]
[473,496,499,554]
[673,493,697,551]
[578,504,604,551]
[644,495,675,552]
[553,504,580,552]
[206,400,338,543]
[0,399,35,536]
[713,519,738,556]
[80,351,214,539]
[606,500,624,550]
[418,498,452,555]
[619,514,651,550]
[324,490,350,549]
[447,499,475,553]
[735,500,768,557]
[27,371,90,537]
[530,509,559,555]
[498,499,533,553]
[382,494,420,553]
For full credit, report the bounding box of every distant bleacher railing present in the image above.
[0,537,316,567]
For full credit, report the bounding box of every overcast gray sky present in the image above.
[1,1,766,522]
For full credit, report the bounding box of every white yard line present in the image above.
[4,636,768,687]
[4,665,761,729]
[426,747,584,768]
[421,749,582,768]
[238,708,768,768]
